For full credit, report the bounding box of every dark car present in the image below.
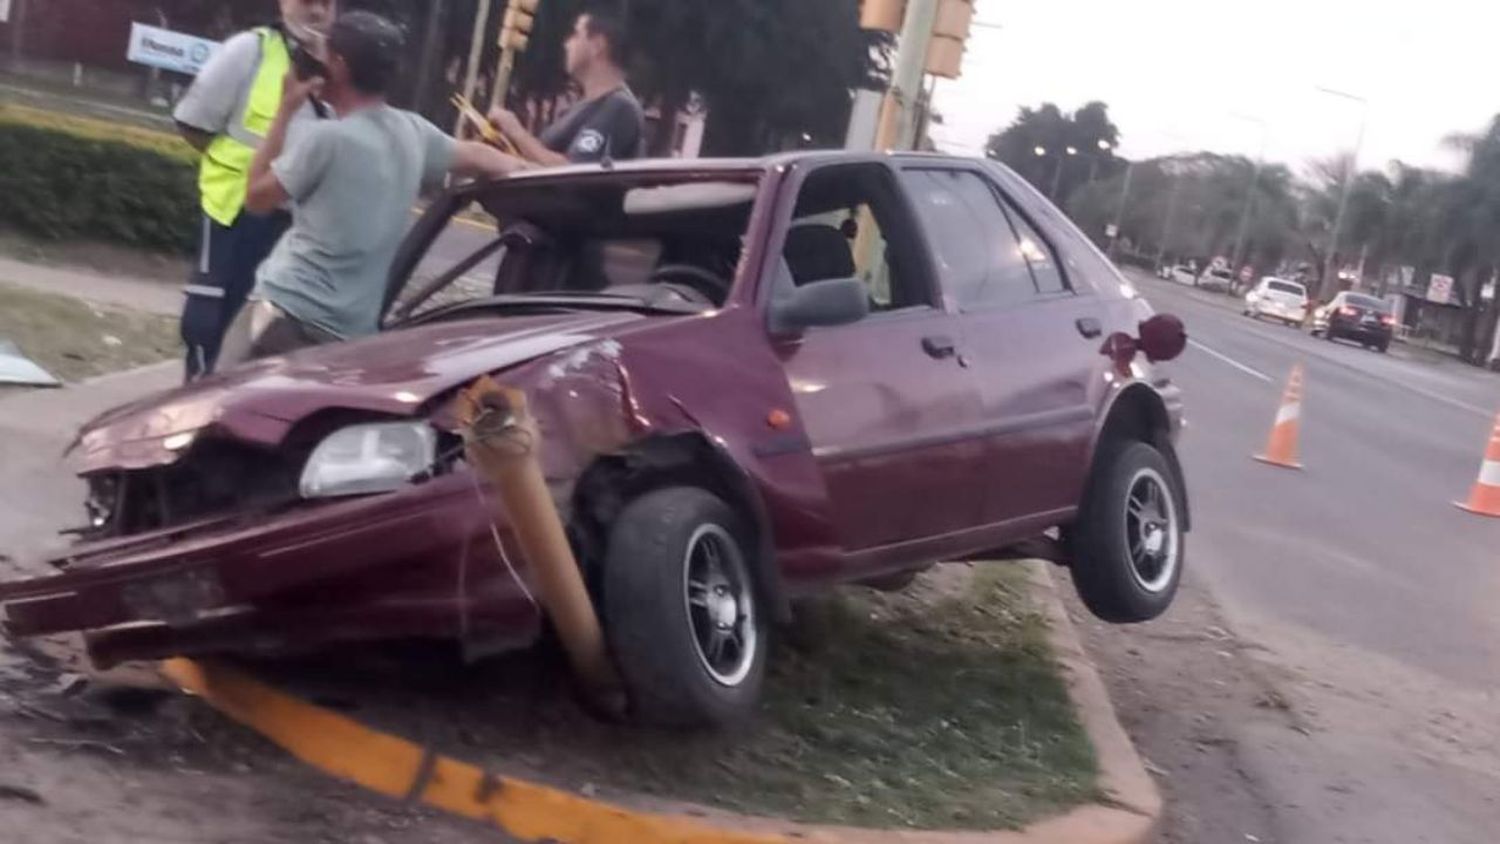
[1312,291,1395,352]
[0,153,1189,727]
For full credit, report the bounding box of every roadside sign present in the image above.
[1429,273,1455,305]
[126,23,220,76]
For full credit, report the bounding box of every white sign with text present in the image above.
[126,23,220,76]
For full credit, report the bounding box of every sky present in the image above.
[932,0,1500,177]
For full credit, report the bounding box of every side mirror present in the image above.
[1138,313,1187,362]
[770,277,869,334]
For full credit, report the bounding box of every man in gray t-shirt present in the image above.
[217,11,525,369]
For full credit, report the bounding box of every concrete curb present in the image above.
[157,562,1162,844]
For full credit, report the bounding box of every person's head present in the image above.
[280,0,336,36]
[564,6,628,80]
[324,11,404,99]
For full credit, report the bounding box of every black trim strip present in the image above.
[814,404,1094,462]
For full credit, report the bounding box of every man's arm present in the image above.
[487,108,569,167]
[449,141,530,180]
[244,72,325,215]
[173,32,259,153]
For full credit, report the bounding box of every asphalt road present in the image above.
[1125,270,1500,843]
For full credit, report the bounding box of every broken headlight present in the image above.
[299,421,437,499]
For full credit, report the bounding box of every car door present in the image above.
[897,163,1107,531]
[768,162,985,556]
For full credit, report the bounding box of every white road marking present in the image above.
[1188,339,1274,383]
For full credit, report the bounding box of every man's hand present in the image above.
[487,108,525,139]
[280,69,325,114]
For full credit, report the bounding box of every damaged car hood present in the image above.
[73,312,644,472]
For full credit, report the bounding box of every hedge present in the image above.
[0,104,199,254]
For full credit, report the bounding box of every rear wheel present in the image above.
[1070,441,1184,623]
[602,487,767,728]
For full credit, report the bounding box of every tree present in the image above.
[985,101,1122,203]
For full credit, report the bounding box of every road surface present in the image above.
[1085,271,1500,843]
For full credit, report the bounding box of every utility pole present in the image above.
[454,0,495,139]
[1230,114,1268,275]
[1315,86,1369,300]
[1156,169,1183,271]
[1109,161,1134,259]
[873,0,939,151]
[6,0,26,72]
[414,0,448,118]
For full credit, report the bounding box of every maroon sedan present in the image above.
[0,153,1189,727]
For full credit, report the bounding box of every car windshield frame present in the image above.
[1267,281,1306,297]
[383,167,770,328]
[1345,293,1389,311]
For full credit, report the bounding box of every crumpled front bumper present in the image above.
[0,473,541,666]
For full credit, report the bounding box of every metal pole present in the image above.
[454,0,494,139]
[414,0,448,118]
[1050,155,1064,200]
[1231,159,1261,271]
[1109,161,1134,259]
[1156,171,1182,270]
[488,48,516,113]
[1316,87,1369,300]
[873,0,939,151]
[8,0,26,71]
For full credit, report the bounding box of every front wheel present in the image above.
[1070,441,1185,623]
[603,487,767,728]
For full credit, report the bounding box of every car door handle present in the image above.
[1076,317,1103,339]
[921,335,957,359]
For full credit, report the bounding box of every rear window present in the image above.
[1210,268,1233,278]
[1346,293,1389,311]
[1268,281,1305,296]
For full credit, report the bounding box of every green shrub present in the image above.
[0,108,199,254]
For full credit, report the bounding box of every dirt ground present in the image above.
[1060,567,1287,843]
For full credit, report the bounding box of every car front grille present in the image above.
[84,440,304,539]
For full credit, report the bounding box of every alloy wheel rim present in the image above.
[1124,468,1179,594]
[683,524,757,686]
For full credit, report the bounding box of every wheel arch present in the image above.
[1088,383,1190,531]
[570,432,790,623]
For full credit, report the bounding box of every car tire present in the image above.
[1378,342,1390,354]
[1070,441,1184,624]
[602,486,767,728]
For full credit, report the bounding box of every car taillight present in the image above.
[1381,314,1396,326]
[1339,306,1357,317]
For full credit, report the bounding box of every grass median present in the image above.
[0,281,179,382]
[295,564,1101,833]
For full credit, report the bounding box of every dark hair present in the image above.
[578,5,629,67]
[328,11,404,95]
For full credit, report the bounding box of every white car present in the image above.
[1163,265,1197,285]
[1199,266,1236,292]
[1243,277,1309,325]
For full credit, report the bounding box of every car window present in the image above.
[1002,205,1068,294]
[1268,281,1305,296]
[1346,293,1389,311]
[787,164,934,313]
[899,169,1038,308]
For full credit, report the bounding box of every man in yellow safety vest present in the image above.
[173,0,335,380]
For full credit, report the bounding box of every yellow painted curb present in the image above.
[157,564,1159,844]
[159,658,790,844]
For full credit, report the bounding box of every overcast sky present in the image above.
[932,0,1498,176]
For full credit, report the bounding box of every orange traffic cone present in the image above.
[1455,414,1500,517]
[1254,363,1304,470]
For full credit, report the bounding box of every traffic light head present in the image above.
[859,0,905,33]
[926,0,974,79]
[501,0,540,52]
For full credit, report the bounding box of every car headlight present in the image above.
[299,421,437,499]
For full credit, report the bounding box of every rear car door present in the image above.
[897,163,1107,530]
[768,162,985,555]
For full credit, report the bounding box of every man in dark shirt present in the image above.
[488,5,644,164]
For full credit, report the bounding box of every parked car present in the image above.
[0,153,1190,727]
[1166,264,1198,285]
[1311,291,1396,352]
[1199,266,1236,292]
[1243,277,1309,325]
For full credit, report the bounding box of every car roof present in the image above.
[460,150,991,189]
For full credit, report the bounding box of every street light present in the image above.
[1229,113,1269,279]
[1098,139,1112,151]
[1034,145,1046,156]
[1314,85,1369,300]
